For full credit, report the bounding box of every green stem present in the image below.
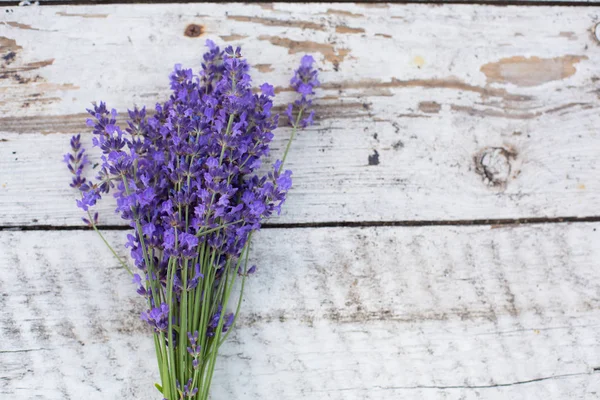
[158,332,174,399]
[191,242,206,333]
[199,251,242,400]
[179,259,189,386]
[86,210,133,276]
[279,108,304,174]
[166,256,178,397]
[219,234,252,347]
[194,220,242,238]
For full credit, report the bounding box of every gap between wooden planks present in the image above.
[1,3,600,226]
[1,223,599,399]
[2,1,600,6]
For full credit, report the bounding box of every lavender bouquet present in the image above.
[64,41,319,399]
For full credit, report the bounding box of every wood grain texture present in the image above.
[1,4,600,226]
[1,223,599,399]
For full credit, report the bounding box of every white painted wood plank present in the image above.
[1,223,599,399]
[1,1,599,5]
[1,4,600,226]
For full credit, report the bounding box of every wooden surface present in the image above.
[2,225,600,399]
[1,3,600,225]
[1,2,599,400]
[2,1,600,5]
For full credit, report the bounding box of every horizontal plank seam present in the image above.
[2,215,600,231]
[3,1,600,7]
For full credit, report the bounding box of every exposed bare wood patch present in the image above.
[0,37,57,87]
[481,55,587,87]
[319,95,339,101]
[20,96,61,109]
[0,113,95,134]
[455,102,590,119]
[257,36,350,65]
[397,113,431,119]
[360,3,390,8]
[312,101,371,120]
[256,3,274,10]
[55,12,108,18]
[375,33,392,39]
[254,64,273,73]
[450,104,539,120]
[418,101,441,113]
[4,22,38,31]
[2,59,54,74]
[228,15,325,31]
[546,102,592,114]
[559,31,577,40]
[220,34,247,42]
[335,25,365,34]
[325,9,364,18]
[0,37,22,54]
[323,78,532,102]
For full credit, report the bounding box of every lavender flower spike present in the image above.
[280,55,320,171]
[287,54,320,128]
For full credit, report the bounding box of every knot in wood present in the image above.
[475,147,516,188]
[185,24,203,38]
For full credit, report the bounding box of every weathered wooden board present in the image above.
[1,4,600,226]
[1,223,599,399]
[1,1,599,5]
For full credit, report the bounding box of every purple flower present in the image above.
[132,273,147,296]
[223,312,235,333]
[179,232,198,257]
[187,264,204,290]
[141,303,169,332]
[186,330,201,358]
[288,55,319,128]
[207,305,235,337]
[63,134,89,191]
[277,170,293,191]
[81,211,99,227]
[260,83,275,97]
[177,378,198,398]
[291,55,319,96]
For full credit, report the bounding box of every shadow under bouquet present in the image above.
[64,40,319,399]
